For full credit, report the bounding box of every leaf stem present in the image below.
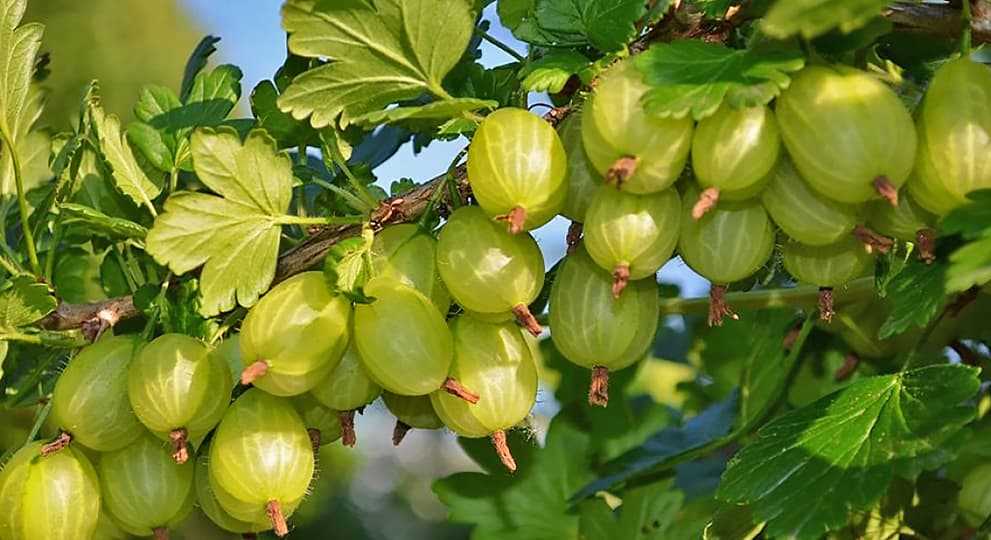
[1,129,41,276]
[276,214,365,226]
[658,278,874,316]
[325,142,379,210]
[961,0,973,56]
[477,29,527,62]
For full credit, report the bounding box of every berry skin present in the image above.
[582,185,680,296]
[353,277,454,396]
[430,316,538,471]
[194,450,269,535]
[549,246,658,406]
[761,156,862,247]
[866,191,935,243]
[678,186,775,285]
[782,237,874,289]
[370,223,451,312]
[209,389,314,537]
[582,59,694,194]
[558,113,602,222]
[98,433,195,538]
[310,343,381,412]
[436,206,545,334]
[0,442,101,540]
[291,393,343,447]
[127,333,232,463]
[467,107,567,232]
[776,65,917,204]
[908,57,991,215]
[240,271,352,396]
[691,104,780,215]
[51,335,144,452]
[382,392,443,446]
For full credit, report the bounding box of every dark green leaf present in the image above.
[133,84,182,124]
[718,364,980,540]
[762,0,890,39]
[445,62,522,108]
[250,79,317,149]
[52,247,106,304]
[812,17,893,55]
[389,178,416,197]
[703,504,763,540]
[126,121,173,172]
[0,276,56,330]
[693,0,739,18]
[59,203,148,241]
[509,0,645,52]
[635,40,805,120]
[180,35,222,102]
[519,50,590,93]
[579,481,684,540]
[155,65,243,131]
[878,258,947,339]
[942,190,991,292]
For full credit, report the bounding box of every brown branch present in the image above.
[884,1,991,43]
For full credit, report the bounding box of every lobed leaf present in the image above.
[878,257,947,339]
[718,364,980,539]
[145,128,294,316]
[503,0,645,53]
[518,50,590,93]
[90,94,164,214]
[762,0,891,40]
[635,40,805,120]
[0,275,55,330]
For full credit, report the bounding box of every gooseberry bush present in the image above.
[1,0,991,538]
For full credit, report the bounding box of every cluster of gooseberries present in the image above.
[2,52,989,539]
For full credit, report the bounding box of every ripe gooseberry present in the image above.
[50,335,144,453]
[382,392,443,446]
[430,316,538,471]
[549,246,658,406]
[0,442,101,540]
[776,65,916,205]
[467,107,567,233]
[782,237,874,321]
[291,393,343,450]
[691,104,780,218]
[239,271,351,396]
[436,205,545,335]
[209,389,314,537]
[370,223,451,312]
[558,113,603,248]
[128,333,232,463]
[582,185,680,297]
[581,59,694,194]
[908,57,991,215]
[194,450,268,535]
[678,185,775,326]
[98,433,195,539]
[867,191,937,262]
[309,343,380,447]
[761,156,862,247]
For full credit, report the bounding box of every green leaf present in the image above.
[444,61,522,108]
[507,0,645,53]
[0,0,43,149]
[942,190,991,292]
[878,257,947,339]
[279,0,476,129]
[718,364,980,540]
[179,64,243,127]
[579,482,684,540]
[322,227,374,298]
[433,409,593,538]
[519,50,590,93]
[134,84,182,124]
[0,276,55,330]
[762,0,890,40]
[693,0,739,18]
[90,94,164,214]
[250,79,317,149]
[126,121,173,172]
[52,247,106,304]
[180,35,222,102]
[497,0,530,29]
[350,97,496,128]
[1,127,50,195]
[635,41,805,120]
[704,504,763,540]
[59,203,148,241]
[145,128,294,316]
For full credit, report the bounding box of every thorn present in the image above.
[491,430,517,473]
[915,228,936,264]
[40,431,72,456]
[606,155,640,188]
[691,187,720,220]
[240,361,268,386]
[853,225,894,255]
[495,206,527,234]
[168,428,189,464]
[307,428,322,453]
[818,287,835,323]
[442,377,480,404]
[566,221,583,253]
[588,366,609,407]
[392,421,411,446]
[834,353,860,381]
[611,265,630,299]
[512,304,543,337]
[707,285,738,327]
[873,176,899,206]
[339,410,357,447]
[266,500,289,537]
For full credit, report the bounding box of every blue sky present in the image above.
[179,0,708,296]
